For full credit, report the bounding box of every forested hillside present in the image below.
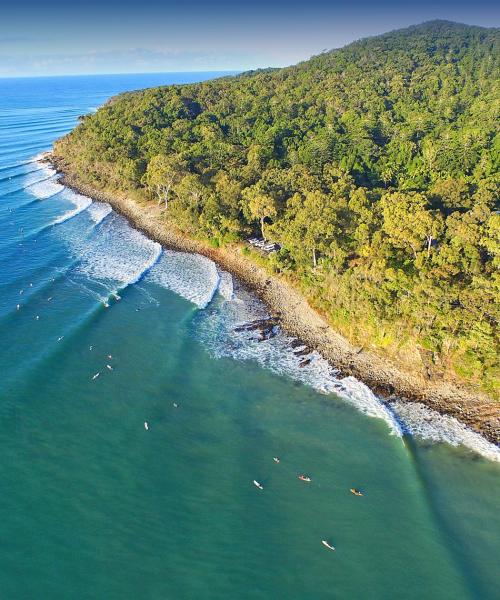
[55,21,500,396]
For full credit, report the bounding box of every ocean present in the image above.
[0,73,499,599]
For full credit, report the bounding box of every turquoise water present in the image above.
[0,73,499,600]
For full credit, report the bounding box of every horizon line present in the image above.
[0,69,244,81]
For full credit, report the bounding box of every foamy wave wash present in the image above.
[390,401,500,462]
[87,202,112,226]
[145,250,221,309]
[26,165,64,199]
[73,212,162,299]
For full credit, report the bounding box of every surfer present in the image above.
[173,402,178,408]
[16,304,20,311]
[322,540,335,551]
[58,336,64,341]
[273,457,280,464]
[144,421,149,430]
[253,480,264,490]
[92,372,100,380]
[350,488,363,497]
[298,475,311,482]
[106,365,113,371]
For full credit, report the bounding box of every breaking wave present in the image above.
[218,270,235,301]
[52,189,92,224]
[73,212,162,299]
[26,173,64,199]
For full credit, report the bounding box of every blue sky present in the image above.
[1,0,499,77]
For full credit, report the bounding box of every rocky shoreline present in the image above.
[48,153,500,445]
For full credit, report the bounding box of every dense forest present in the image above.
[55,21,500,397]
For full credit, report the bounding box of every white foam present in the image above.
[333,377,403,436]
[123,242,162,288]
[87,201,112,226]
[146,250,221,309]
[218,271,235,301]
[32,151,52,163]
[390,400,500,462]
[0,164,45,185]
[75,213,162,293]
[27,176,63,199]
[52,189,92,224]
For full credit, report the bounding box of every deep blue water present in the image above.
[0,73,499,600]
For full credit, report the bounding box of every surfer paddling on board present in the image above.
[322,540,335,551]
[253,480,263,490]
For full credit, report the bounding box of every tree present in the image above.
[279,191,339,268]
[381,192,443,259]
[143,154,182,208]
[246,192,277,240]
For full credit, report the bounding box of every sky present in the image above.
[1,0,499,77]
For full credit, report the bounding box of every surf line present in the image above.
[101,242,164,307]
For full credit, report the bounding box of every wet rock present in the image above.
[235,317,279,341]
[234,317,278,333]
[294,347,311,357]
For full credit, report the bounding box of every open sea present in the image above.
[0,73,499,600]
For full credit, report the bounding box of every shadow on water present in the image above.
[403,433,498,599]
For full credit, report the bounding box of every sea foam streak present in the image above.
[145,250,221,309]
